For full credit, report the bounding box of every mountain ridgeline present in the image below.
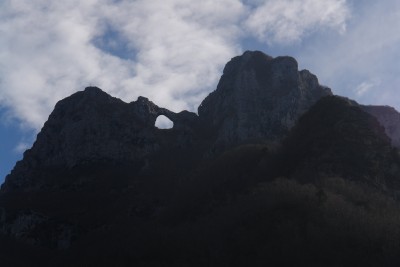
[2,51,400,266]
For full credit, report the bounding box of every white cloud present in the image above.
[155,115,174,129]
[296,0,400,108]
[13,142,30,154]
[244,0,349,44]
[0,0,246,130]
[0,0,351,132]
[355,80,380,97]
[101,0,245,109]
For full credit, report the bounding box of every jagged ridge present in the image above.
[2,51,333,192]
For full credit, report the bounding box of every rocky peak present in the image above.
[222,50,274,76]
[198,50,332,150]
[1,87,198,192]
[83,85,107,94]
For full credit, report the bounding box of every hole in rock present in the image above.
[155,115,174,129]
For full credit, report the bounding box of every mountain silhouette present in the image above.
[1,51,400,266]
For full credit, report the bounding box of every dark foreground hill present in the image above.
[1,51,400,266]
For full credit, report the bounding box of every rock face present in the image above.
[198,51,332,150]
[362,105,400,148]
[1,87,199,192]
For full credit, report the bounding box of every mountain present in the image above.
[0,87,201,192]
[1,51,400,266]
[1,51,332,193]
[198,50,332,151]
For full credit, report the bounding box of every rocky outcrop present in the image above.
[362,105,400,148]
[1,87,199,192]
[198,51,332,150]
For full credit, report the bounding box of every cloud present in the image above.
[296,0,400,108]
[244,0,349,44]
[101,0,246,109]
[13,142,30,154]
[0,0,245,130]
[0,0,351,131]
[155,115,174,129]
[355,80,380,97]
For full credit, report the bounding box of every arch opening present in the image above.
[155,115,174,129]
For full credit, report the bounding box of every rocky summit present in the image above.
[2,51,400,267]
[199,51,332,150]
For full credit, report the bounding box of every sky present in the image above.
[1,0,400,183]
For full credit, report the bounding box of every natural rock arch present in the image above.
[155,115,174,129]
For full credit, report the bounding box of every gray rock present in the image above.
[198,51,332,150]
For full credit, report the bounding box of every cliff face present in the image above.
[198,51,332,149]
[1,87,199,192]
